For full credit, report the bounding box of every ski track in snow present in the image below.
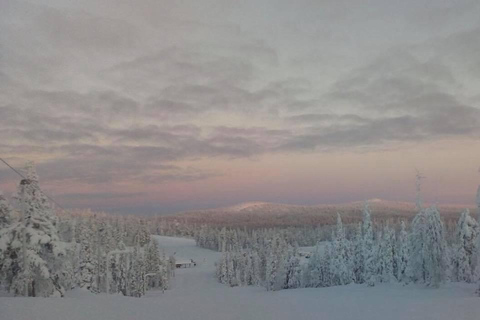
[1,235,479,320]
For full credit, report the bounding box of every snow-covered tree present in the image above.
[406,208,426,284]
[0,192,14,287]
[352,223,364,284]
[0,192,13,229]
[160,251,170,291]
[396,221,409,282]
[0,162,66,297]
[378,225,395,283]
[284,248,301,289]
[362,202,376,286]
[145,240,162,289]
[265,244,278,291]
[227,253,237,287]
[306,245,324,287]
[128,245,146,297]
[330,214,353,286]
[78,220,97,291]
[134,220,151,247]
[451,209,478,282]
[251,251,262,286]
[423,207,448,287]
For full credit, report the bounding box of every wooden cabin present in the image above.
[175,259,197,268]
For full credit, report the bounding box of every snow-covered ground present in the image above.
[1,236,479,320]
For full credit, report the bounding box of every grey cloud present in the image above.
[57,192,146,201]
[144,99,198,119]
[327,51,457,112]
[1,0,140,53]
[282,46,480,151]
[23,90,139,118]
[2,0,480,212]
[277,102,480,152]
[139,170,221,184]
[285,114,369,125]
[104,46,255,91]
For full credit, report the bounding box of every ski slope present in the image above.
[1,236,479,320]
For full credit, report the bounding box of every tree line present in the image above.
[209,183,480,294]
[0,162,174,297]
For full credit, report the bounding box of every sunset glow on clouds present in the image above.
[1,0,480,214]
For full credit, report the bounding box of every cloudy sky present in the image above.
[1,0,480,214]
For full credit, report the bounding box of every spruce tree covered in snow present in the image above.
[251,251,262,286]
[216,252,228,284]
[265,240,279,291]
[397,221,409,282]
[451,209,478,283]
[227,253,236,287]
[145,240,162,288]
[0,162,66,297]
[134,220,151,247]
[352,223,364,283]
[423,207,448,287]
[305,245,324,288]
[406,206,449,286]
[78,220,98,291]
[330,214,353,286]
[129,245,146,297]
[378,225,395,283]
[160,251,170,291]
[362,202,376,286]
[219,227,227,252]
[406,208,427,284]
[0,192,13,229]
[0,192,14,286]
[284,247,301,289]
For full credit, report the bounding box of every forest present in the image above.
[1,162,480,298]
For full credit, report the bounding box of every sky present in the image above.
[1,0,480,215]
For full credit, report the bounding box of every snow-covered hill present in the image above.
[172,199,474,228]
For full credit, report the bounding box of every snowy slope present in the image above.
[1,236,479,320]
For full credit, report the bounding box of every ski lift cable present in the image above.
[0,157,69,213]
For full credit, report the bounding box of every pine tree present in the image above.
[0,192,13,229]
[227,253,237,287]
[306,245,323,287]
[0,192,14,287]
[406,209,427,284]
[78,221,96,291]
[284,250,301,289]
[251,251,262,286]
[423,207,448,287]
[352,223,364,283]
[160,251,169,292]
[145,240,162,289]
[379,225,395,283]
[330,214,352,286]
[217,252,228,284]
[452,209,478,282]
[397,221,409,282]
[219,227,227,252]
[362,202,376,286]
[1,162,66,297]
[129,245,146,297]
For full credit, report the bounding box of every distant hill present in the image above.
[169,199,477,228]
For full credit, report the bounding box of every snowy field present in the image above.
[1,236,479,320]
